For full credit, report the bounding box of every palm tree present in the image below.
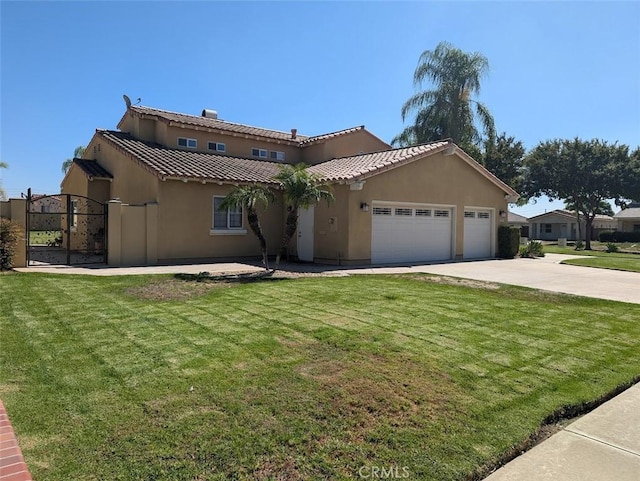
[273,164,333,269]
[393,41,495,151]
[219,184,275,270]
[0,162,7,201]
[61,146,86,174]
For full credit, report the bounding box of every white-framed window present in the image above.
[70,199,78,230]
[478,212,490,219]
[395,208,412,216]
[208,141,226,152]
[269,150,285,161]
[178,137,197,148]
[544,223,552,234]
[212,196,244,233]
[464,211,476,218]
[434,210,449,218]
[252,148,268,159]
[372,207,392,216]
[415,209,432,217]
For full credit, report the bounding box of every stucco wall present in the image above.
[87,139,159,205]
[313,152,508,263]
[156,180,284,262]
[164,126,302,164]
[301,131,390,165]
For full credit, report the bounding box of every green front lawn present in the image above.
[28,230,62,245]
[1,273,639,480]
[544,245,640,272]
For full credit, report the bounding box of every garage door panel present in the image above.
[463,209,492,259]
[372,204,452,264]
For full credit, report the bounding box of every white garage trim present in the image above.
[371,200,456,264]
[463,206,495,259]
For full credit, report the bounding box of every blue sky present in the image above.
[1,1,638,217]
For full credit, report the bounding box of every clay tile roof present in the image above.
[300,126,365,146]
[98,130,283,184]
[73,158,113,180]
[128,106,309,143]
[307,141,451,181]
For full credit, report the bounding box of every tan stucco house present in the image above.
[614,203,640,232]
[60,105,518,266]
[529,209,617,241]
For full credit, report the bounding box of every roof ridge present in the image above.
[130,105,310,139]
[329,139,451,161]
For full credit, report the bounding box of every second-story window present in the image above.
[270,151,285,161]
[252,148,268,159]
[178,137,197,148]
[208,142,226,152]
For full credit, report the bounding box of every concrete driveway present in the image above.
[16,254,640,304]
[368,253,640,305]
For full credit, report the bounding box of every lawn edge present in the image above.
[560,259,640,273]
[469,375,640,481]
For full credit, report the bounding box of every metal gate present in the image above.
[26,189,107,266]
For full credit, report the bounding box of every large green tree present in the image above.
[481,133,526,195]
[273,164,333,269]
[219,184,275,270]
[61,146,86,174]
[524,138,634,249]
[393,41,495,153]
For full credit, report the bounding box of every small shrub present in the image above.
[0,218,22,270]
[574,240,584,251]
[519,240,545,258]
[498,225,521,259]
[605,242,619,253]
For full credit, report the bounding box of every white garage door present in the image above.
[371,204,452,264]
[463,209,492,259]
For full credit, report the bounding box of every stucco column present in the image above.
[107,200,122,266]
[145,202,158,265]
[10,198,27,268]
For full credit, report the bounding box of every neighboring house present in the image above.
[614,203,640,232]
[29,194,62,231]
[507,212,529,238]
[529,209,616,241]
[60,104,518,266]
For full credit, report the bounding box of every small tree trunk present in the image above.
[274,209,298,269]
[247,209,269,270]
[584,216,593,250]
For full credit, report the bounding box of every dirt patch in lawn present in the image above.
[411,274,501,290]
[125,278,230,301]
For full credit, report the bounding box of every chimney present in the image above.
[291,128,297,140]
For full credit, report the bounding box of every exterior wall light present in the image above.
[360,202,369,212]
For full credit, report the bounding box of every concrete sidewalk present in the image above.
[484,382,640,480]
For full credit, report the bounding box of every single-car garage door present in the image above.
[463,209,492,259]
[371,203,452,264]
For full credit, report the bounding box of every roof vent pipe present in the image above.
[291,128,297,139]
[202,109,218,119]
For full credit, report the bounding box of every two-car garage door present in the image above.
[371,203,493,264]
[371,203,452,264]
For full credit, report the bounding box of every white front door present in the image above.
[463,209,492,259]
[297,205,314,262]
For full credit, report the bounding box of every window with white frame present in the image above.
[178,137,197,148]
[269,150,285,161]
[415,209,432,217]
[252,148,268,159]
[208,141,226,152]
[544,223,552,234]
[212,196,243,230]
[434,210,449,218]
